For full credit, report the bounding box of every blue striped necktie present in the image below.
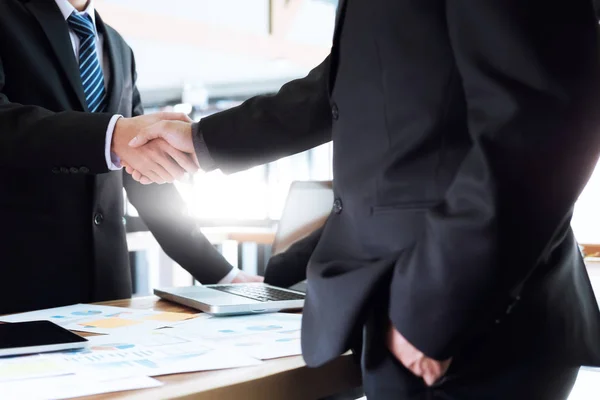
[67,12,107,113]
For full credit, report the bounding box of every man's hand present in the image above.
[120,139,198,184]
[129,119,195,153]
[112,113,198,184]
[124,118,197,184]
[386,322,452,386]
[231,271,265,284]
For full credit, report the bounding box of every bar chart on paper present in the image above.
[48,332,261,377]
[164,313,304,359]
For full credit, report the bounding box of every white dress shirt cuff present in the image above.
[218,268,240,284]
[106,114,123,170]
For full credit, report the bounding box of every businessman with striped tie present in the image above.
[0,0,262,315]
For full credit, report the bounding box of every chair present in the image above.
[271,180,333,256]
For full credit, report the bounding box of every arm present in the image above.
[0,50,192,179]
[390,0,600,361]
[264,226,323,288]
[127,55,332,179]
[124,51,235,283]
[125,175,236,283]
[0,53,112,173]
[195,55,333,174]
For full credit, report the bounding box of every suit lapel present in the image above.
[328,0,348,94]
[95,13,124,114]
[24,0,87,110]
[333,0,347,37]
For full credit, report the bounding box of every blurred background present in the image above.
[93,0,600,302]
[94,0,337,294]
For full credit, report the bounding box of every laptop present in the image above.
[154,283,305,315]
[155,181,332,316]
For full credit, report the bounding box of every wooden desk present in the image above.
[83,297,362,400]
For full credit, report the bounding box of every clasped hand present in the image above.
[387,322,452,386]
[111,112,198,184]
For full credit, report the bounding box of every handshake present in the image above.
[111,112,199,184]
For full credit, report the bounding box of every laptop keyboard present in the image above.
[211,285,305,303]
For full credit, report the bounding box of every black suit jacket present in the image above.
[264,227,323,288]
[196,0,600,368]
[0,0,234,314]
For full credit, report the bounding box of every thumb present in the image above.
[129,112,191,147]
[128,128,158,147]
[155,112,193,123]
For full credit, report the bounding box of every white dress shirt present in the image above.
[54,0,121,170]
[54,0,238,284]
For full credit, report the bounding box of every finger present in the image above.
[128,113,187,148]
[121,161,133,174]
[140,176,153,185]
[421,360,437,386]
[409,356,424,378]
[129,120,181,148]
[141,167,167,184]
[424,357,451,386]
[162,121,194,153]
[423,372,436,386]
[132,170,143,182]
[128,128,160,147]
[149,146,186,180]
[149,161,175,184]
[158,154,186,181]
[165,146,199,175]
[134,121,194,153]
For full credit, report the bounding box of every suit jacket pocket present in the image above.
[371,200,440,214]
[360,204,433,257]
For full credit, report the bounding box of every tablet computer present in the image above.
[0,320,88,357]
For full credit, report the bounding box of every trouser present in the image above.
[360,313,579,400]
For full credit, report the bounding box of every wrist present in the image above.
[192,123,217,172]
[111,117,130,157]
[106,115,123,170]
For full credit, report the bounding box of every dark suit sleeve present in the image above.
[389,0,600,360]
[123,49,235,284]
[0,53,111,173]
[196,56,332,174]
[264,227,323,288]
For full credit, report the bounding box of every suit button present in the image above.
[60,167,69,174]
[70,167,79,174]
[80,167,90,174]
[331,103,339,120]
[52,167,60,174]
[332,198,343,214]
[93,213,104,225]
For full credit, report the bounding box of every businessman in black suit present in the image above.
[0,0,262,315]
[129,1,600,398]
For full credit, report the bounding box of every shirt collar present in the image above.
[54,0,97,31]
